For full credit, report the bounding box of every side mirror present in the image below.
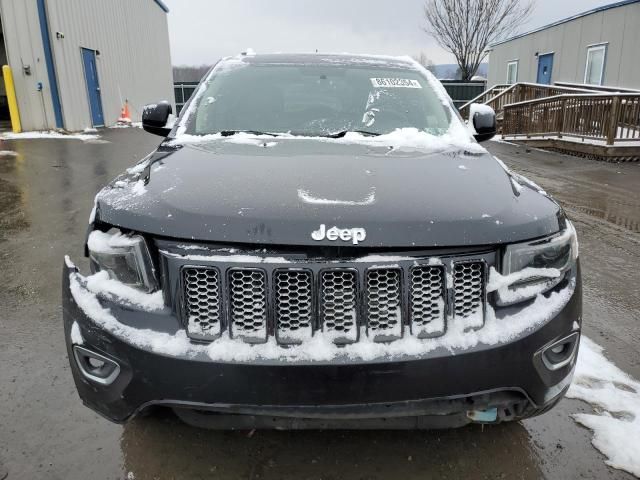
[142,101,173,137]
[470,103,496,143]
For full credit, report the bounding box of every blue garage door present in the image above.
[81,48,105,127]
[537,53,554,85]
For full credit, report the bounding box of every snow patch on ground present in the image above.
[567,337,640,477]
[2,131,100,142]
[297,187,375,206]
[0,150,18,156]
[68,268,575,363]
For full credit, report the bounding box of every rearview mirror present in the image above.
[142,101,173,137]
[470,103,496,143]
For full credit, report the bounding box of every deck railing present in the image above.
[501,93,640,145]
[459,82,594,119]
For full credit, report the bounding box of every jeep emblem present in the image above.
[311,224,366,245]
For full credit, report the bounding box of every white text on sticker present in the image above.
[370,78,422,89]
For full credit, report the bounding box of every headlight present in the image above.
[87,229,157,292]
[491,220,578,306]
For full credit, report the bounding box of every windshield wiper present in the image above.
[219,130,280,137]
[324,130,381,138]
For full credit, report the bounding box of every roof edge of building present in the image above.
[489,0,640,48]
[153,0,169,13]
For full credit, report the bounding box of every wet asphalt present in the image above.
[0,128,639,480]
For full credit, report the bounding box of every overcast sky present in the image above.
[163,0,617,66]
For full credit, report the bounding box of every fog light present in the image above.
[73,346,120,385]
[541,332,579,371]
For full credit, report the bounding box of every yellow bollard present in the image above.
[2,65,22,133]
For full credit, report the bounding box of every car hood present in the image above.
[94,139,563,248]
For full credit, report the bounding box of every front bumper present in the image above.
[62,261,582,427]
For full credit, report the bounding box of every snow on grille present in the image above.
[183,267,222,340]
[453,262,485,329]
[366,268,403,341]
[320,269,358,344]
[409,265,446,338]
[228,269,268,343]
[275,270,313,344]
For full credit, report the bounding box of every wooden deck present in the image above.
[462,82,640,161]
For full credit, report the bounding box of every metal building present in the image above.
[487,0,640,90]
[0,0,174,132]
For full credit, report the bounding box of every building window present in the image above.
[584,44,607,85]
[506,61,518,84]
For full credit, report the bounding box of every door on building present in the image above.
[536,53,554,85]
[81,48,104,127]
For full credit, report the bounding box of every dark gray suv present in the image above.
[62,53,581,429]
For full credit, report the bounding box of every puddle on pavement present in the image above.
[119,412,544,480]
[0,152,29,240]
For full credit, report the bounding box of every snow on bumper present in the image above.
[62,258,581,422]
[64,259,578,363]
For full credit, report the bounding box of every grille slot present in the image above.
[228,269,268,343]
[366,268,403,341]
[453,262,485,329]
[409,265,446,338]
[183,267,222,340]
[320,269,359,343]
[274,270,313,344]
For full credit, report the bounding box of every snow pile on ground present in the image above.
[567,337,640,477]
[0,150,18,156]
[67,264,575,362]
[109,122,142,129]
[1,131,100,142]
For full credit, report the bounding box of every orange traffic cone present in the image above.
[117,100,132,124]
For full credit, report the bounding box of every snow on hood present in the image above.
[68,267,575,363]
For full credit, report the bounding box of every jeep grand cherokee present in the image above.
[62,53,581,429]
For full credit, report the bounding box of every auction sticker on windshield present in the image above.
[370,78,422,88]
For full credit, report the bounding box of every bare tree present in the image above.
[412,51,437,74]
[423,0,534,81]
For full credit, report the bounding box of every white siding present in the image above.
[487,2,640,90]
[0,0,57,130]
[0,0,173,131]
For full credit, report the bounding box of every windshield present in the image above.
[179,60,453,137]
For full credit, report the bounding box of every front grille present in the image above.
[453,262,485,329]
[409,265,446,338]
[366,268,402,341]
[228,269,268,343]
[183,267,222,340]
[177,253,489,344]
[274,270,313,344]
[320,270,358,343]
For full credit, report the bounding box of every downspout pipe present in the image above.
[36,0,64,129]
